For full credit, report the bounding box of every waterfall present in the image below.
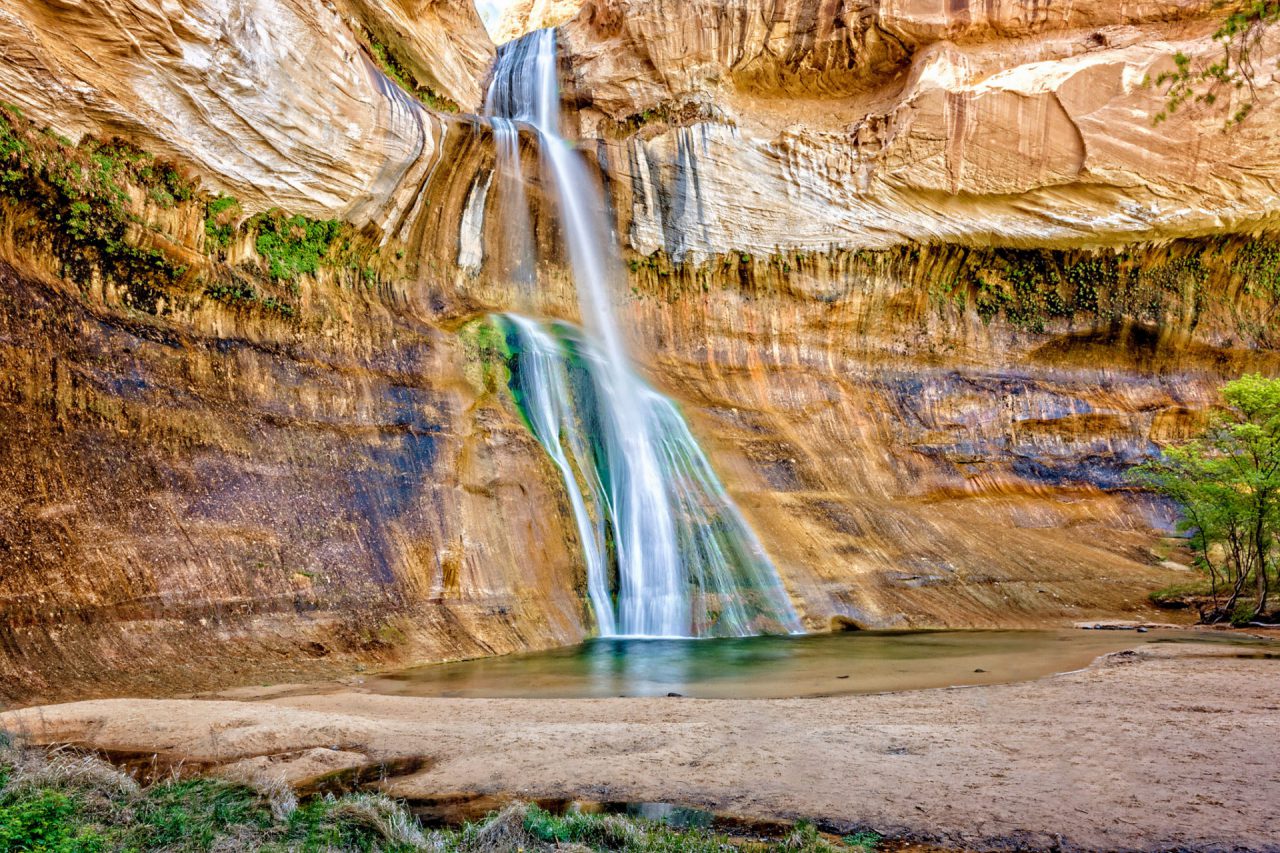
[484,29,801,638]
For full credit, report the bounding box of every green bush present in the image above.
[251,211,342,281]
[204,194,241,251]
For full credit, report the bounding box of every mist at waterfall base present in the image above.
[482,29,801,639]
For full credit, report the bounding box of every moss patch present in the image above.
[625,235,1280,344]
[458,315,514,396]
[0,102,413,323]
[203,194,241,251]
[363,33,459,113]
[250,210,343,283]
[932,246,1213,332]
[0,104,196,312]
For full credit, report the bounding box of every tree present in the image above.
[1153,1,1280,127]
[1130,374,1280,624]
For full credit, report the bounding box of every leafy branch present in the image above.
[1153,0,1280,127]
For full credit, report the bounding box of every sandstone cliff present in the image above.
[563,0,1280,257]
[494,0,582,43]
[0,0,492,222]
[1,0,1278,703]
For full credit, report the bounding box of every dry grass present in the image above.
[0,738,139,799]
[0,733,882,851]
[327,791,428,847]
[217,765,298,821]
[463,801,545,851]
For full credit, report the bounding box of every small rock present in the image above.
[973,668,987,673]
[666,692,683,697]
[836,675,850,679]
[1137,626,1149,633]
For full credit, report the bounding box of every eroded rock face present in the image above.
[493,0,582,43]
[614,246,1276,629]
[0,247,591,705]
[1,0,1277,703]
[564,0,1280,259]
[0,0,492,222]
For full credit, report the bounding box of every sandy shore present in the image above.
[4,642,1278,852]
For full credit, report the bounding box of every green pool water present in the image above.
[360,628,1274,700]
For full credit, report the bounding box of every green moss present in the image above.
[459,315,514,395]
[910,240,1259,332]
[250,210,343,281]
[841,830,883,852]
[1234,236,1280,297]
[0,104,195,312]
[366,37,459,113]
[136,158,196,208]
[0,105,394,323]
[203,194,241,252]
[205,280,296,317]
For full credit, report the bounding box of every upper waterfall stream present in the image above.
[483,29,801,638]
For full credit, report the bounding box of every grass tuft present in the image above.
[327,792,428,847]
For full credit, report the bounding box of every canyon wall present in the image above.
[1,0,1278,702]
[0,0,491,222]
[561,0,1280,256]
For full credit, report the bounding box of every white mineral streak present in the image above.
[458,170,493,272]
[626,138,665,254]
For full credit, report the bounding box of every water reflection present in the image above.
[364,629,1273,700]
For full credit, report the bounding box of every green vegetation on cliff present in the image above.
[250,211,344,283]
[934,246,1216,333]
[626,237,1280,345]
[203,194,241,250]
[0,104,396,323]
[0,739,882,852]
[0,103,193,311]
[361,32,459,113]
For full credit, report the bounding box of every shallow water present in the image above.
[362,629,1272,700]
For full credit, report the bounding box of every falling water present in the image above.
[484,29,801,638]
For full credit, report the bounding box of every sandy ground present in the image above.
[3,642,1278,852]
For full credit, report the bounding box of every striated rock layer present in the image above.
[0,0,493,222]
[563,0,1280,258]
[614,243,1280,628]
[0,251,591,702]
[0,0,1278,702]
